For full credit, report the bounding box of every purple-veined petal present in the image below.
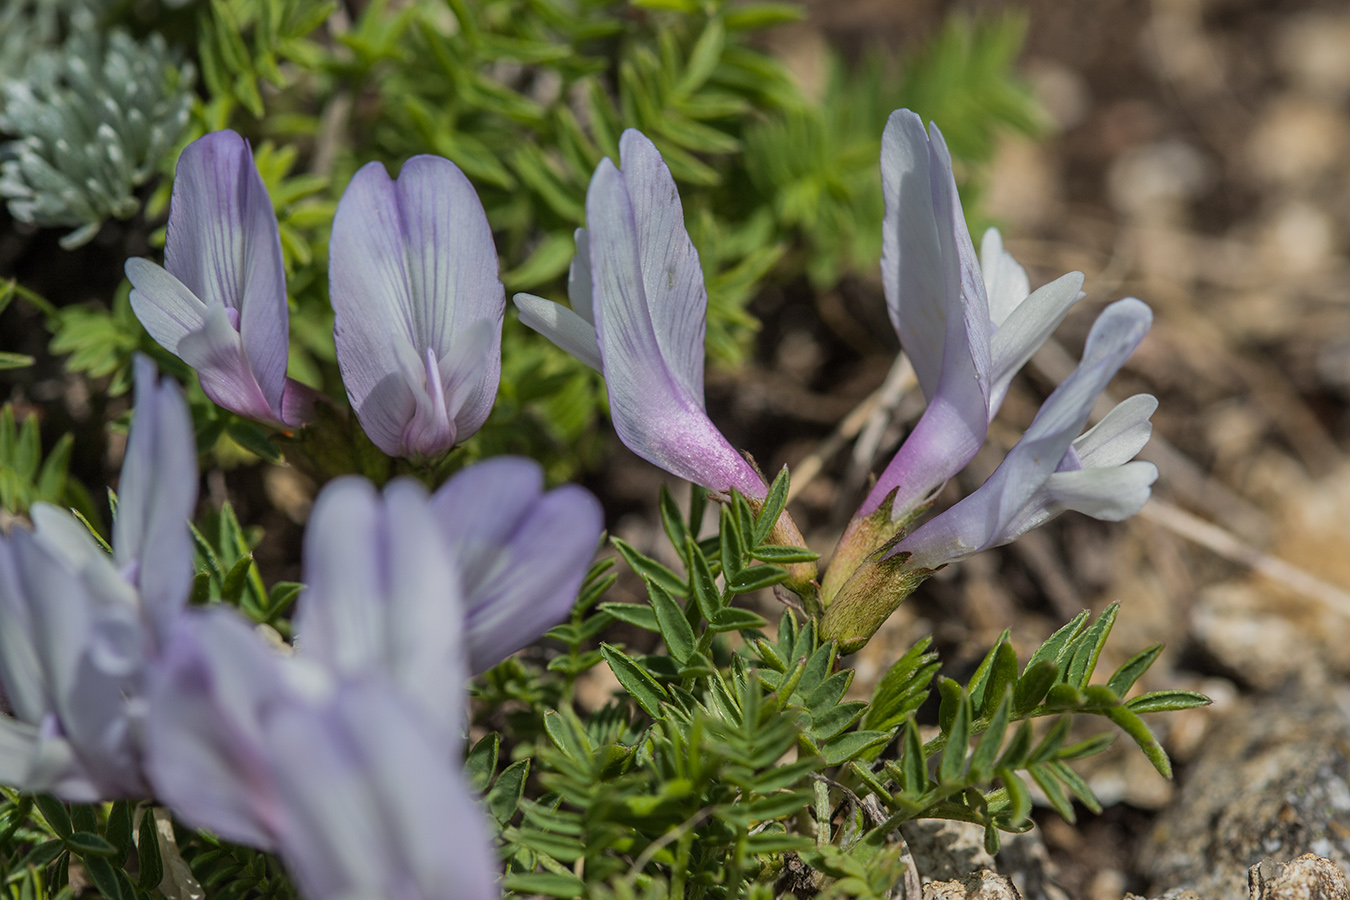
[513,293,603,371]
[113,356,198,638]
[293,477,467,737]
[619,130,708,406]
[330,161,418,445]
[158,130,290,417]
[435,317,498,448]
[588,155,764,498]
[177,304,286,425]
[145,608,295,849]
[895,298,1154,568]
[429,457,603,673]
[330,157,504,460]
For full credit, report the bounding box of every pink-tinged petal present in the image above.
[404,347,455,459]
[113,356,198,638]
[430,457,603,672]
[177,304,286,426]
[125,258,207,354]
[145,608,292,849]
[279,378,319,428]
[513,293,603,371]
[864,116,992,520]
[330,158,504,459]
[161,131,289,415]
[619,130,708,406]
[588,158,764,498]
[294,477,467,737]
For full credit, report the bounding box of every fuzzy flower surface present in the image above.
[0,357,196,799]
[514,130,766,500]
[428,457,603,674]
[329,156,504,459]
[145,609,498,900]
[126,131,313,428]
[861,110,1085,522]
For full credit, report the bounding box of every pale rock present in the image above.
[1248,854,1350,900]
[1275,13,1350,102]
[1190,581,1325,689]
[1246,99,1350,187]
[1108,139,1212,222]
[1025,59,1091,130]
[983,136,1059,230]
[1258,203,1339,276]
[1141,688,1350,896]
[924,870,1022,900]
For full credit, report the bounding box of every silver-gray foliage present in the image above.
[0,24,195,248]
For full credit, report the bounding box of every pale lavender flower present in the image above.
[821,299,1157,651]
[514,130,766,500]
[429,457,603,673]
[145,609,498,900]
[0,357,197,799]
[892,298,1158,570]
[859,110,1085,522]
[295,463,602,694]
[126,131,314,429]
[292,476,468,737]
[329,156,505,459]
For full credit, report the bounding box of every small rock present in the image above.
[1025,59,1091,130]
[924,870,1022,900]
[901,819,1069,900]
[1190,581,1314,689]
[1249,854,1350,900]
[1258,202,1339,276]
[1246,98,1350,187]
[1140,687,1350,897]
[1107,139,1213,221]
[1276,13,1350,102]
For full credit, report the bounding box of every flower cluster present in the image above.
[126,131,505,457]
[2,106,1158,899]
[0,359,601,899]
[517,112,1157,651]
